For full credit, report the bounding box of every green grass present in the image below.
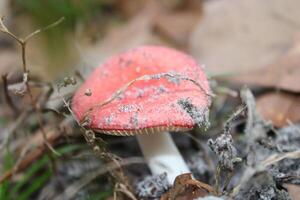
[0,144,83,200]
[87,189,113,200]
[0,148,14,199]
[1,142,111,200]
[16,0,114,29]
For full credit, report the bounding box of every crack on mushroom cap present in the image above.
[177,98,210,129]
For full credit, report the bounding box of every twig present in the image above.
[2,74,19,114]
[261,150,300,167]
[57,81,137,198]
[214,164,221,196]
[53,157,143,200]
[24,17,65,42]
[114,183,138,200]
[0,119,72,184]
[0,16,65,175]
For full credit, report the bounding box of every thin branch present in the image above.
[0,16,65,173]
[0,16,65,72]
[24,17,65,41]
[2,74,19,114]
[53,157,143,200]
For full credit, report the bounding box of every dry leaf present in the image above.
[230,42,300,92]
[77,9,166,76]
[284,184,300,200]
[154,11,202,47]
[77,0,202,75]
[161,173,213,200]
[189,0,300,76]
[256,92,300,127]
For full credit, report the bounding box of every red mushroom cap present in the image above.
[72,46,211,135]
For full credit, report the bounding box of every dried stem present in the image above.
[2,74,19,114]
[57,83,136,198]
[0,16,65,174]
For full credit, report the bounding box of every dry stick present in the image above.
[0,16,64,174]
[2,74,19,114]
[53,157,144,200]
[57,85,136,198]
[213,105,246,195]
[0,126,63,183]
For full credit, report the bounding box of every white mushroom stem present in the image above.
[137,132,190,184]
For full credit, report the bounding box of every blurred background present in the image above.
[0,0,300,199]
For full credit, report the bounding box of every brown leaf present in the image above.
[161,173,213,200]
[284,184,300,200]
[189,0,300,77]
[230,42,300,92]
[154,11,202,47]
[256,92,300,127]
[77,9,167,74]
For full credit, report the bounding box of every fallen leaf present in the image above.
[189,0,300,77]
[256,92,300,127]
[77,8,167,76]
[230,41,300,93]
[161,173,213,200]
[77,1,203,76]
[284,184,300,200]
[154,11,202,47]
[115,0,147,17]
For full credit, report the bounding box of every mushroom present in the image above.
[72,46,211,184]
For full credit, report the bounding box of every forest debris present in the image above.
[154,11,202,47]
[52,157,143,200]
[0,117,73,184]
[161,173,213,200]
[276,124,300,152]
[230,41,300,92]
[77,0,202,74]
[241,88,271,142]
[189,0,300,77]
[187,152,212,182]
[285,184,300,200]
[196,197,223,200]
[208,133,240,171]
[256,92,300,127]
[136,173,169,199]
[234,171,291,200]
[115,0,147,17]
[262,150,300,167]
